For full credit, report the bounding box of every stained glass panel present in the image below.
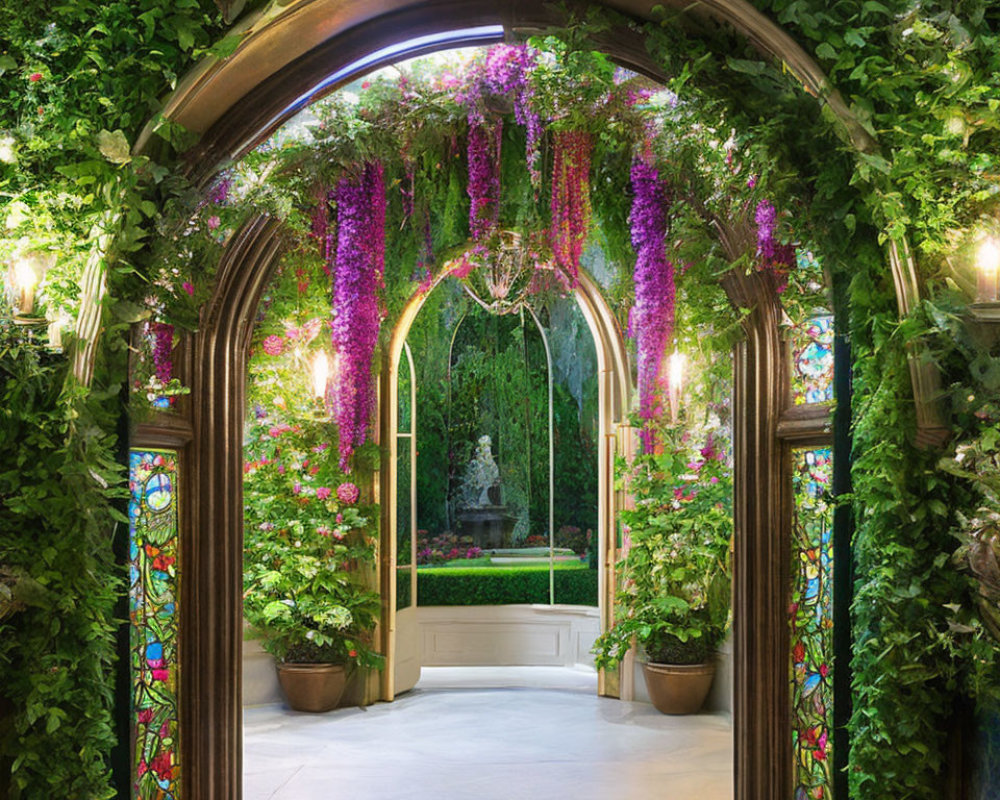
[129,449,180,800]
[791,447,833,800]
[790,315,834,405]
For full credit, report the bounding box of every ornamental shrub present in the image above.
[416,564,597,606]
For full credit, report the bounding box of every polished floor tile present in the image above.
[244,666,733,800]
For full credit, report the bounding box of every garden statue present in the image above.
[461,435,501,508]
[456,435,516,548]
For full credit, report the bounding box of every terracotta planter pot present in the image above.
[276,663,347,712]
[641,661,716,715]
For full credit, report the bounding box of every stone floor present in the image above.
[243,666,734,800]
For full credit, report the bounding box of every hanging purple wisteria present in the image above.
[550,130,592,287]
[629,159,675,452]
[464,44,542,190]
[467,120,503,241]
[330,162,386,471]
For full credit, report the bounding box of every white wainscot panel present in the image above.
[418,605,600,668]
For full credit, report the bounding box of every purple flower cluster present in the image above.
[550,130,592,287]
[461,45,543,190]
[331,162,385,471]
[467,120,502,241]
[629,160,675,452]
[151,322,174,384]
[754,198,793,291]
[207,174,232,205]
[754,199,777,261]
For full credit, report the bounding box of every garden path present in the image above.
[244,666,733,799]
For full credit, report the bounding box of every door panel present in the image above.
[393,341,421,695]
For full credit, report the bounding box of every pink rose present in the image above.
[29,72,43,82]
[316,487,331,500]
[207,215,221,230]
[337,482,360,505]
[292,482,302,495]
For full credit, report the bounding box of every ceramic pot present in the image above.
[641,660,716,715]
[276,663,347,712]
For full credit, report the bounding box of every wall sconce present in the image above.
[5,250,53,323]
[668,351,685,425]
[312,351,330,400]
[971,236,1000,323]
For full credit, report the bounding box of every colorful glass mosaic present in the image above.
[129,450,180,800]
[790,315,834,405]
[791,447,834,799]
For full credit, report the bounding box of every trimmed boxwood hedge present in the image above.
[416,564,598,606]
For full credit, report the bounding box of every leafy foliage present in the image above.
[416,563,597,606]
[0,323,125,798]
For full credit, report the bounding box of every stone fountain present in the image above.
[455,435,518,549]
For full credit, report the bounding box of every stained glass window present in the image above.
[791,447,833,799]
[790,315,834,405]
[129,449,180,800]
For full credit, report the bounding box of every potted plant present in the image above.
[593,433,732,714]
[244,416,384,712]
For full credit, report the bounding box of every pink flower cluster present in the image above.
[629,160,675,452]
[337,482,360,505]
[550,130,592,287]
[150,322,174,384]
[331,163,385,471]
[261,335,284,356]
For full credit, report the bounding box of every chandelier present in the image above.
[452,230,564,316]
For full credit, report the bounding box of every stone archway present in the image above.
[128,7,869,799]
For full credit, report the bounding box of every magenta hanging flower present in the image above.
[150,322,174,384]
[337,482,360,505]
[261,335,284,356]
[330,162,385,470]
[629,159,675,452]
[467,120,502,240]
[550,130,592,287]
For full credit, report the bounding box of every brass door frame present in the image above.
[377,268,631,701]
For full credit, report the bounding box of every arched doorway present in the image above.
[123,7,866,799]
[380,267,631,701]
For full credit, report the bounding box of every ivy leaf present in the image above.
[96,129,132,165]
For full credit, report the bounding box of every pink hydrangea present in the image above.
[262,335,284,356]
[316,487,331,500]
[337,482,360,505]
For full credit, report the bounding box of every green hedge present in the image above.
[416,565,598,606]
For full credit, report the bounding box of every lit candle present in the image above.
[976,237,1000,304]
[11,256,39,315]
[312,351,329,399]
